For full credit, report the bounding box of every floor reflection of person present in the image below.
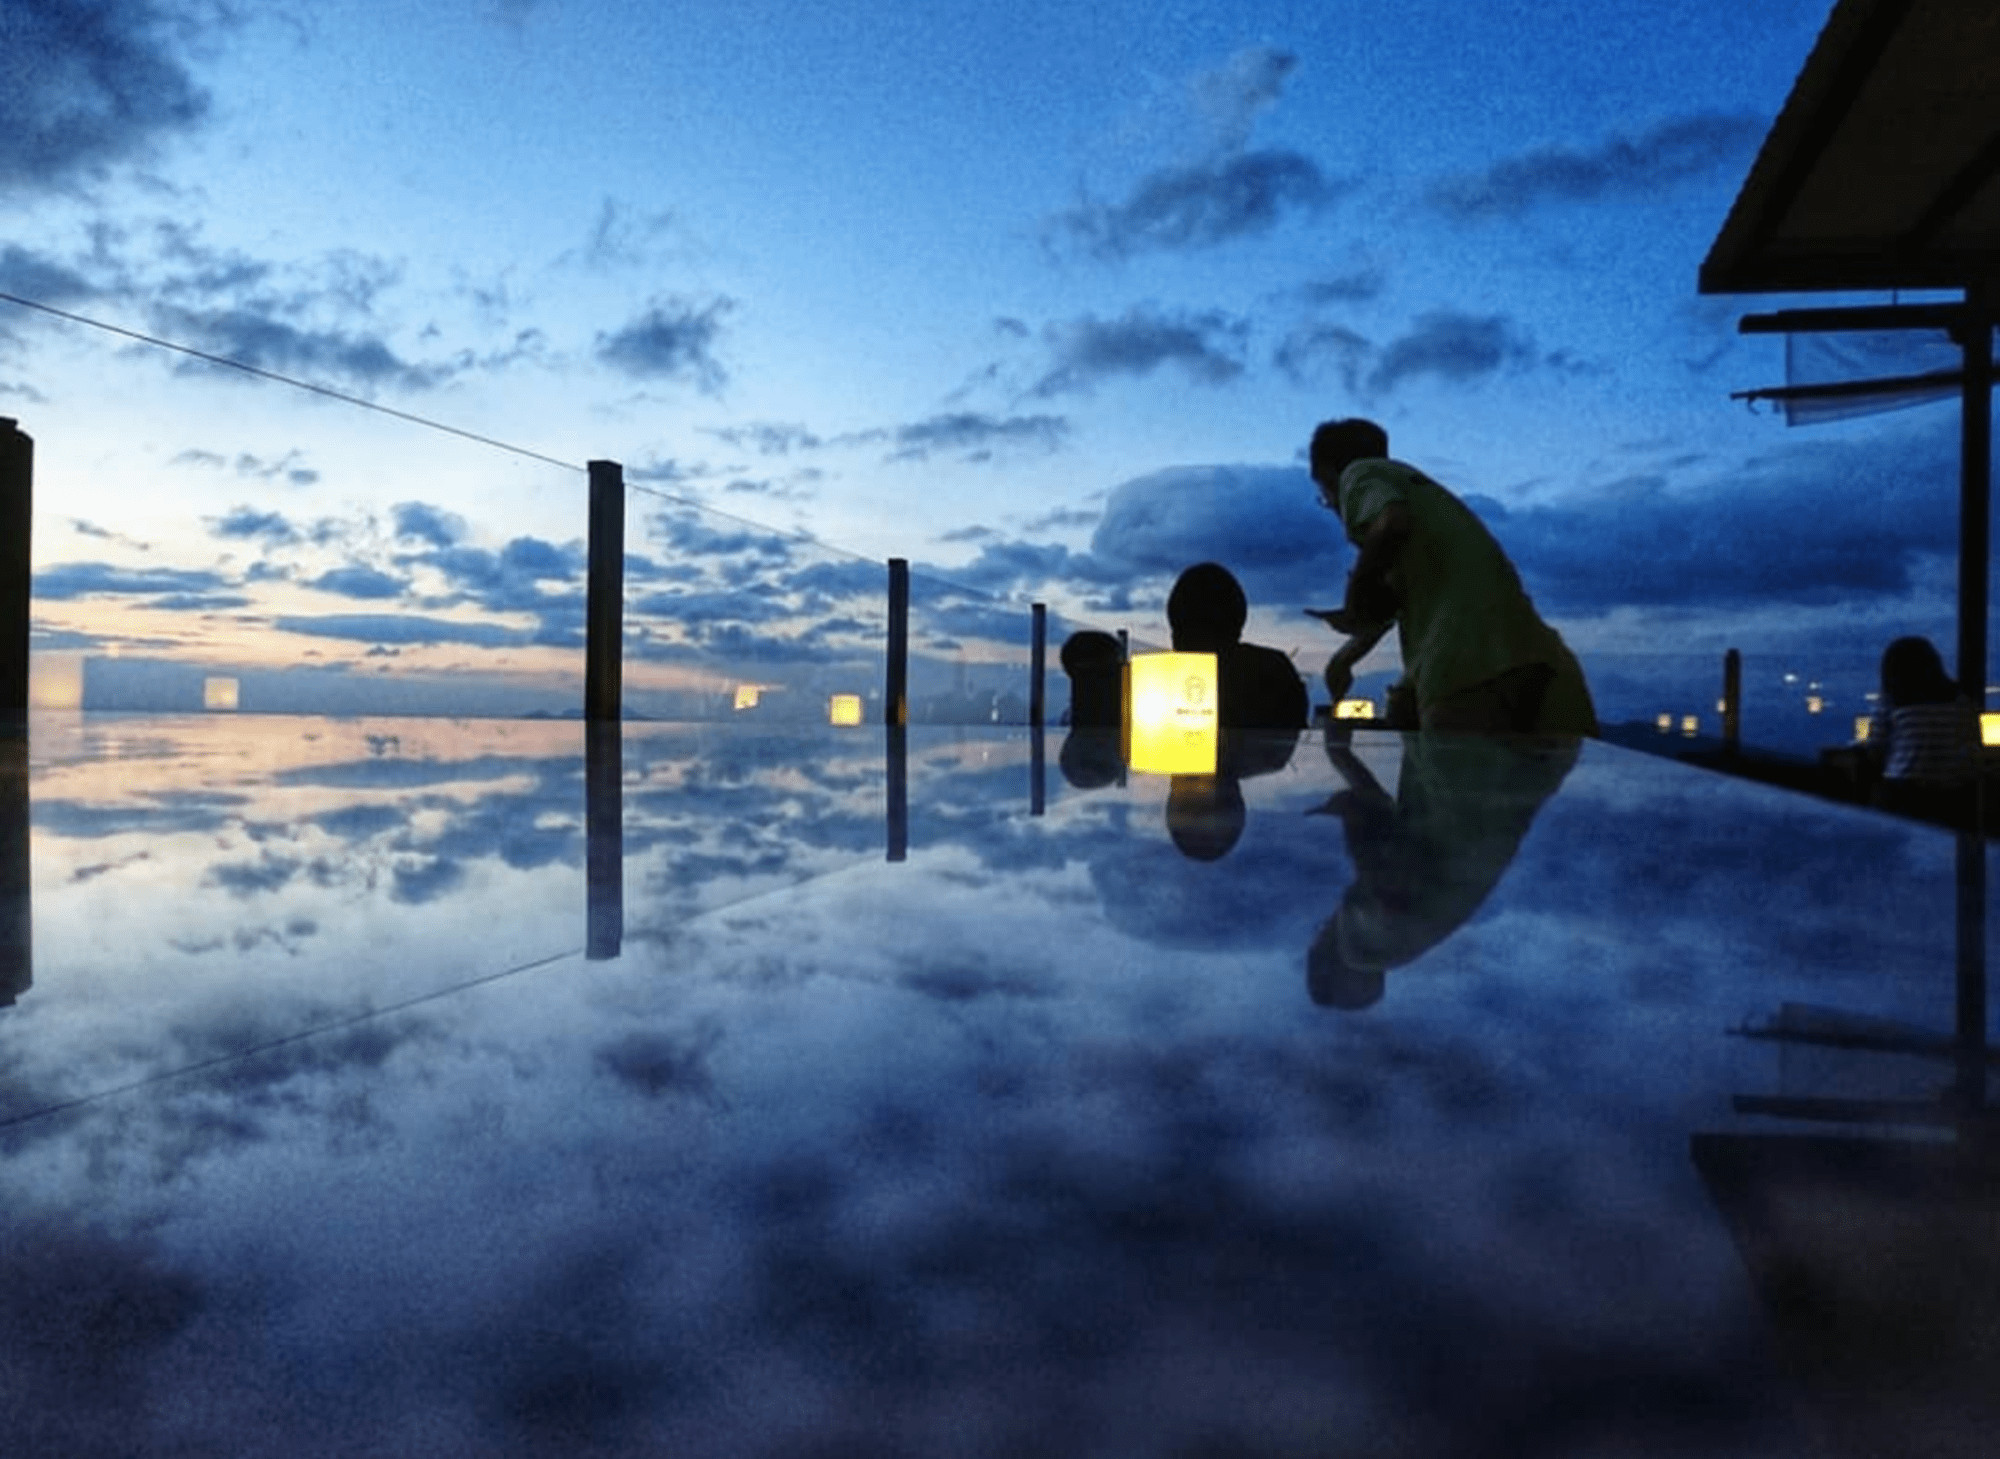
[1308,723,1578,1010]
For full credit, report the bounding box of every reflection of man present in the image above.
[1309,724,1578,1010]
[1307,418,1595,736]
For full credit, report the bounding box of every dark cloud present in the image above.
[887,411,1070,463]
[1366,311,1536,394]
[33,560,237,601]
[148,303,443,391]
[0,243,99,304]
[391,500,467,548]
[1430,113,1767,220]
[310,566,408,601]
[595,296,733,389]
[703,421,824,456]
[271,614,533,649]
[1048,150,1340,261]
[1273,322,1372,388]
[208,506,300,544]
[1297,269,1387,306]
[0,0,213,196]
[1031,306,1249,398]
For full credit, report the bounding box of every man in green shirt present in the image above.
[1308,417,1596,735]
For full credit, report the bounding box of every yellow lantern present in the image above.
[1982,712,2000,748]
[733,684,761,712]
[1124,652,1219,775]
[828,693,863,726]
[203,677,241,712]
[1333,698,1376,720]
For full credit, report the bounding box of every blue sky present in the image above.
[1,0,1985,732]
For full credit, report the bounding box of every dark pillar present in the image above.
[1,419,30,722]
[1029,603,1047,728]
[1721,648,1742,751]
[1954,306,1992,711]
[585,725,623,961]
[585,460,625,725]
[886,725,908,862]
[1955,830,1987,1115]
[885,558,909,726]
[1,736,27,1008]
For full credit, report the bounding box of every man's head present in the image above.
[1167,562,1248,652]
[1309,418,1390,511]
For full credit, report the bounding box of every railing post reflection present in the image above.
[1956,829,1987,1113]
[886,725,908,862]
[2,735,28,1008]
[1,418,31,721]
[585,724,623,960]
[1721,647,1742,751]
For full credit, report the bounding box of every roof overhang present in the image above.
[1700,0,2000,296]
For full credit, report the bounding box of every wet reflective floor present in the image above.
[2,714,1995,1458]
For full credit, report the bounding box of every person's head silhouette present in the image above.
[1167,562,1249,654]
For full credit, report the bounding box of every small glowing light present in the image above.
[1334,698,1376,720]
[1125,652,1218,775]
[1655,713,1673,734]
[1783,672,1798,685]
[203,677,240,712]
[1853,715,1872,743]
[1680,714,1699,737]
[1982,712,2000,748]
[827,693,863,726]
[1805,695,1824,714]
[1716,698,1727,714]
[733,684,761,711]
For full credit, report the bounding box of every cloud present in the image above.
[1365,311,1536,394]
[887,412,1070,463]
[148,304,442,391]
[310,566,408,601]
[391,501,467,549]
[33,561,238,601]
[0,0,213,196]
[1429,113,1767,220]
[1045,47,1340,261]
[1031,306,1249,398]
[1049,150,1340,261]
[703,422,824,456]
[0,244,100,305]
[271,614,534,649]
[595,296,733,389]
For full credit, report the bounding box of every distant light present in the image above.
[1334,698,1376,720]
[1680,714,1699,737]
[1805,695,1824,714]
[828,693,863,727]
[1125,652,1218,776]
[1853,715,1872,743]
[733,684,761,711]
[203,677,240,712]
[1783,672,1798,685]
[1655,713,1673,734]
[1983,712,2000,748]
[1715,698,1727,714]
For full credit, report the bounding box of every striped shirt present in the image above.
[1867,701,1979,783]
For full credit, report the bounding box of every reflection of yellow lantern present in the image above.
[1805,694,1824,715]
[1334,698,1376,720]
[1124,652,1218,775]
[1655,713,1673,734]
[29,653,85,710]
[733,684,761,712]
[204,677,240,712]
[1853,715,1872,743]
[828,693,863,726]
[1983,712,2000,748]
[1680,714,1698,737]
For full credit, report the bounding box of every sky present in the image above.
[1,0,1990,741]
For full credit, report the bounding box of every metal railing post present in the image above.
[885,558,909,726]
[585,460,625,724]
[1029,602,1047,728]
[1,419,31,722]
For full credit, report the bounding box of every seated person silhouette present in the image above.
[1059,629,1124,730]
[1167,562,1309,731]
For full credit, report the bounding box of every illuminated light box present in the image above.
[203,677,241,712]
[733,684,761,712]
[1334,698,1376,720]
[1655,713,1673,734]
[29,653,85,710]
[1853,715,1872,743]
[1805,695,1824,715]
[1983,712,2000,748]
[828,693,863,726]
[1124,652,1218,776]
[1681,714,1699,737]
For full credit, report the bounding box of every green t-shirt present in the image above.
[1337,457,1569,708]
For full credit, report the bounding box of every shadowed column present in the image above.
[1,418,30,722]
[1,736,27,1008]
